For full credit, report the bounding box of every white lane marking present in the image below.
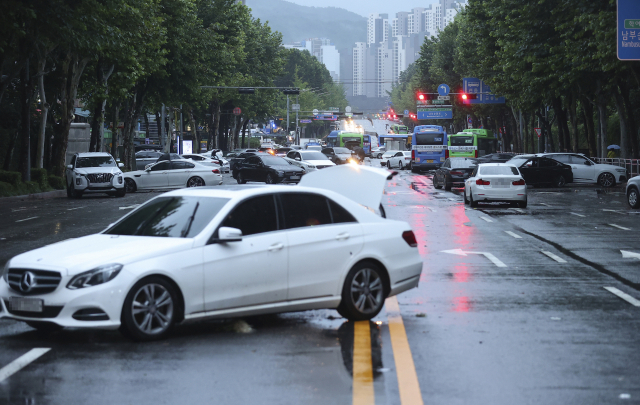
[441,249,507,267]
[509,208,524,213]
[604,287,640,307]
[621,250,640,260]
[0,348,51,382]
[15,217,38,223]
[119,204,141,210]
[505,231,522,239]
[426,207,436,212]
[67,206,86,211]
[480,216,493,223]
[609,224,631,230]
[570,212,586,217]
[603,209,625,214]
[541,250,567,263]
[539,203,549,206]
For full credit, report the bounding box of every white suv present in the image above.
[538,153,629,187]
[66,152,125,199]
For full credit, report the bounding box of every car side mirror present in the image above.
[213,227,243,243]
[145,167,151,172]
[525,162,533,167]
[584,161,591,165]
[295,157,301,161]
[66,165,73,169]
[118,163,124,168]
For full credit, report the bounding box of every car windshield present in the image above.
[450,158,478,168]
[450,136,474,146]
[382,151,397,157]
[415,133,444,145]
[76,156,117,168]
[334,147,350,154]
[507,158,529,167]
[301,152,329,160]
[479,166,519,175]
[105,197,229,238]
[261,156,289,166]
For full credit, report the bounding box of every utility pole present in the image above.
[295,94,299,145]
[160,104,166,151]
[286,95,290,135]
[179,104,184,154]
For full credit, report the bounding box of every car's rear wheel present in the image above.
[265,174,277,184]
[187,176,205,187]
[237,172,246,184]
[124,178,137,193]
[469,192,478,207]
[554,175,566,188]
[337,262,387,321]
[464,188,469,204]
[386,161,391,169]
[628,187,640,209]
[518,199,528,208]
[598,172,616,187]
[433,176,442,189]
[26,321,63,333]
[120,277,178,342]
[398,161,404,170]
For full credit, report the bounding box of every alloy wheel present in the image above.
[350,268,384,315]
[599,172,615,187]
[131,283,174,336]
[124,178,136,193]
[629,188,639,208]
[187,177,204,187]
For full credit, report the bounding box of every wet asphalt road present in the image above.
[1,161,640,405]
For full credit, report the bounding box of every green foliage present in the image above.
[0,182,14,197]
[0,171,21,187]
[30,168,49,190]
[48,175,65,190]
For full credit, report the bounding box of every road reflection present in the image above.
[337,321,383,377]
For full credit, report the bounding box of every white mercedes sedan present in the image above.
[464,163,528,208]
[123,159,223,192]
[0,166,422,341]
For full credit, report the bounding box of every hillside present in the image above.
[245,0,366,50]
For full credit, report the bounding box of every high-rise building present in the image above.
[367,13,389,45]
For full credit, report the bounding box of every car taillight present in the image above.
[475,150,478,158]
[512,179,525,185]
[212,169,220,174]
[405,157,410,160]
[411,150,415,160]
[476,179,490,185]
[402,230,418,247]
[450,171,463,175]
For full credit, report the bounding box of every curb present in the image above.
[0,190,66,202]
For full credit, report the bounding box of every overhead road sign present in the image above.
[618,0,640,60]
[438,96,450,100]
[299,119,312,124]
[462,78,505,104]
[437,84,450,96]
[417,109,453,120]
[314,114,337,121]
[292,104,300,111]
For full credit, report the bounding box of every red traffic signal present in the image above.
[460,93,478,101]
[417,93,426,101]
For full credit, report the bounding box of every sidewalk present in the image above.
[0,189,66,202]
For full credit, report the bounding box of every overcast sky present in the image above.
[282,0,438,19]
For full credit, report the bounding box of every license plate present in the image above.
[290,176,300,180]
[427,160,434,163]
[10,297,43,313]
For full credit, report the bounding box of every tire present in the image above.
[120,276,179,342]
[124,178,137,193]
[433,176,442,189]
[379,204,386,218]
[444,179,452,191]
[469,192,478,208]
[598,172,616,187]
[26,321,63,333]
[554,175,566,188]
[265,174,277,184]
[628,186,640,209]
[337,261,387,321]
[237,172,246,184]
[464,188,469,204]
[387,161,391,169]
[398,161,404,170]
[115,187,126,198]
[66,182,72,198]
[518,200,528,208]
[187,176,205,187]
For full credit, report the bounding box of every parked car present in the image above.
[123,159,222,192]
[371,147,386,158]
[322,147,353,165]
[236,155,305,184]
[382,151,411,169]
[476,153,516,164]
[627,175,640,209]
[0,165,421,341]
[286,150,336,169]
[135,150,163,170]
[464,163,527,208]
[506,156,574,187]
[66,153,126,199]
[181,154,230,173]
[538,153,629,187]
[433,158,479,191]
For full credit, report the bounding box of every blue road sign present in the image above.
[618,0,640,60]
[299,119,312,124]
[404,110,409,115]
[462,78,505,104]
[437,84,450,97]
[417,110,453,120]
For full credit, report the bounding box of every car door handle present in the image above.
[268,243,284,251]
[335,232,350,241]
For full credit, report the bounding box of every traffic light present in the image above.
[417,93,426,101]
[460,93,478,101]
[282,88,300,95]
[238,88,255,94]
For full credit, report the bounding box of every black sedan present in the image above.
[230,152,262,177]
[433,158,479,191]
[506,156,573,187]
[476,153,516,164]
[236,155,305,184]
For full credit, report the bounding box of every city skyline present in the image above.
[279,0,442,20]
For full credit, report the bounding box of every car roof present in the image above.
[77,152,112,157]
[478,163,516,166]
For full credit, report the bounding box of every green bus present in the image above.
[326,131,364,150]
[448,129,497,158]
[391,124,409,134]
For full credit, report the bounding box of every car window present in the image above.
[105,196,230,238]
[550,154,571,163]
[471,167,478,177]
[328,199,357,224]
[540,158,559,167]
[479,166,519,175]
[150,161,171,171]
[450,158,478,169]
[279,193,332,229]
[300,152,329,160]
[245,157,261,165]
[76,156,117,168]
[260,156,289,166]
[395,152,403,157]
[221,195,278,236]
[184,162,195,169]
[570,155,588,164]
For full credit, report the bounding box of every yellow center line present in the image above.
[386,296,424,405]
[353,320,375,405]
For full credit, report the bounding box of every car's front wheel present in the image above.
[237,172,246,184]
[598,172,616,187]
[398,161,404,170]
[124,178,137,193]
[337,262,387,321]
[265,174,277,184]
[628,186,640,209]
[386,161,391,169]
[554,175,566,188]
[120,277,179,342]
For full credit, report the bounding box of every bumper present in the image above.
[413,162,442,170]
[473,187,527,202]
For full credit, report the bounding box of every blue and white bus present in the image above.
[411,125,448,173]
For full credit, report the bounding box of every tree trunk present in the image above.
[612,85,628,158]
[619,78,639,158]
[552,97,566,152]
[51,51,90,177]
[241,118,250,148]
[190,110,199,153]
[36,56,50,169]
[89,62,114,153]
[581,98,597,157]
[111,102,120,159]
[122,83,147,170]
[155,111,163,150]
[20,57,31,182]
[566,93,579,153]
[3,130,19,171]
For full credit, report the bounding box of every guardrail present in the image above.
[590,157,640,178]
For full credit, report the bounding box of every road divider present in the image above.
[541,250,567,263]
[0,348,51,382]
[442,249,507,267]
[604,287,640,307]
[353,321,374,405]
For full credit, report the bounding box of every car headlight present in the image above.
[2,260,10,283]
[67,263,122,289]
